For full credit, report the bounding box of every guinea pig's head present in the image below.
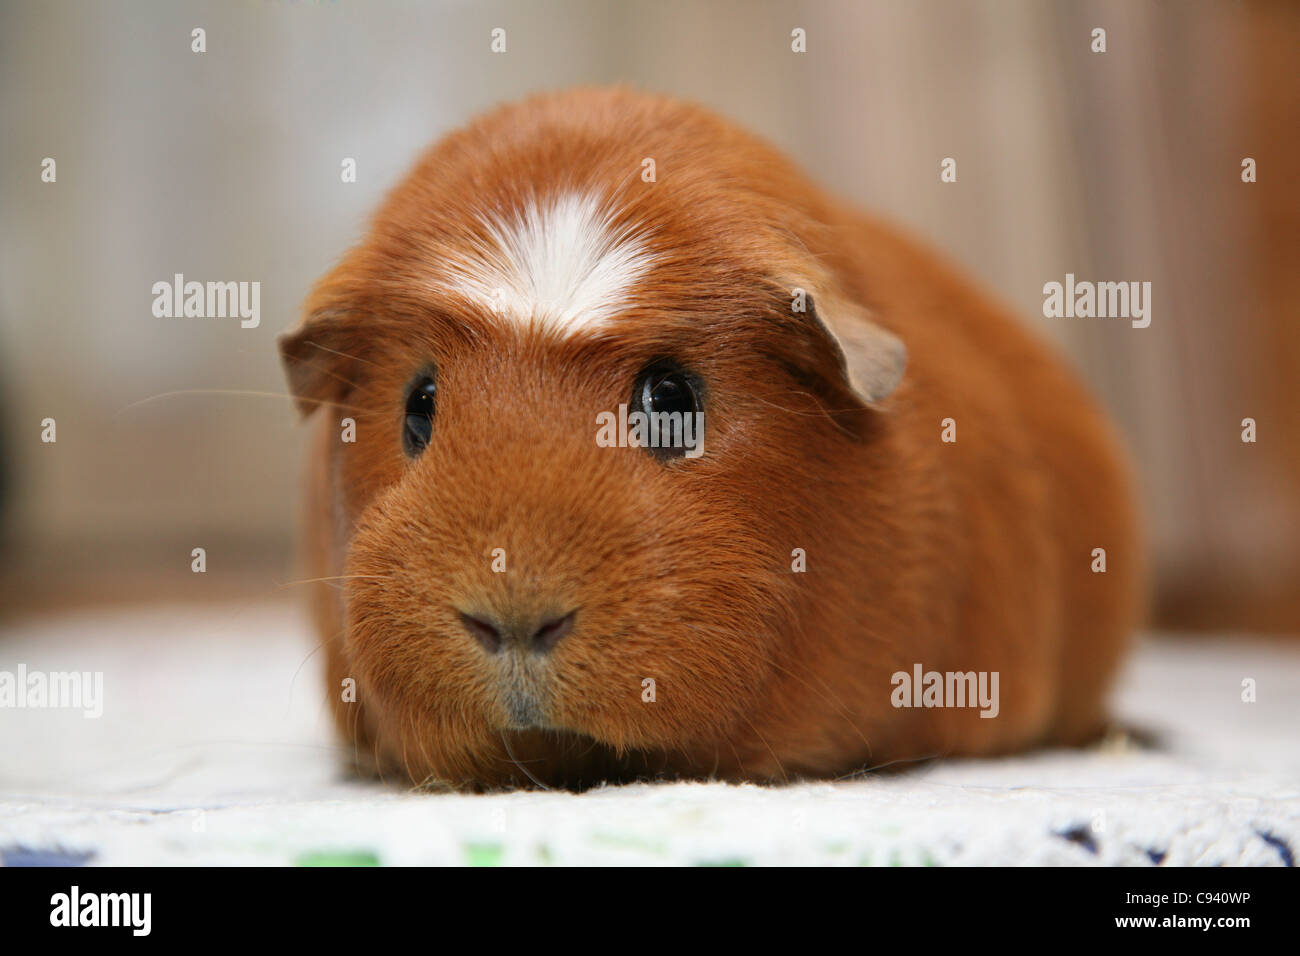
[279,89,906,789]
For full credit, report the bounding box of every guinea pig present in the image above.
[279,87,1144,791]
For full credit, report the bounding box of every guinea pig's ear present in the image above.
[814,294,907,404]
[278,308,366,418]
[789,285,907,407]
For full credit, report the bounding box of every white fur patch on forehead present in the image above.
[439,191,656,332]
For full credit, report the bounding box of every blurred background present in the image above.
[1,0,1296,633]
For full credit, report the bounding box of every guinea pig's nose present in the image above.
[457,609,576,654]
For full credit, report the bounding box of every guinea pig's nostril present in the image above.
[530,610,576,653]
[459,612,503,654]
[459,608,576,654]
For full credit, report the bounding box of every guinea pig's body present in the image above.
[281,88,1143,790]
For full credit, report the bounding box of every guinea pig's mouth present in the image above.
[494,652,561,733]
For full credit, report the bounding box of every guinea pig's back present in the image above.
[835,210,1145,749]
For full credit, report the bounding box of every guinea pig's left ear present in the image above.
[278,308,365,418]
[796,288,907,406]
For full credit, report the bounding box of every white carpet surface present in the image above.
[1,601,1297,866]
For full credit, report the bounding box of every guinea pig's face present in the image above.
[280,129,906,788]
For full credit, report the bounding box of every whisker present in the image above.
[304,339,382,368]
[736,712,789,785]
[498,731,554,790]
[410,713,437,781]
[773,618,879,761]
[749,390,859,439]
[115,389,301,417]
[372,724,388,787]
[113,388,384,418]
[835,749,948,781]
[288,631,337,707]
[292,354,365,393]
[273,574,387,591]
[764,655,875,762]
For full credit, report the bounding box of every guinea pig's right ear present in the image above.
[278,308,366,418]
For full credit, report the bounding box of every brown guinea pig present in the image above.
[279,87,1143,790]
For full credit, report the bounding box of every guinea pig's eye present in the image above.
[402,373,437,457]
[632,360,703,460]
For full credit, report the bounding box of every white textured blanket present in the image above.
[1,602,1296,866]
